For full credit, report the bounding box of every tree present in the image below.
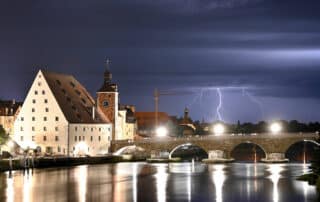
[0,125,8,145]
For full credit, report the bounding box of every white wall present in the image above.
[13,70,69,154]
[69,123,112,156]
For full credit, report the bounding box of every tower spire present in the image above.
[105,58,111,71]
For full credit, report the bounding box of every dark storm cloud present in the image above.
[1,0,320,121]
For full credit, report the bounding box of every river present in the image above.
[0,162,317,202]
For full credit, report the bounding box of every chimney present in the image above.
[12,99,15,105]
[92,106,95,120]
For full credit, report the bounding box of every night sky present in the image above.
[1,0,320,123]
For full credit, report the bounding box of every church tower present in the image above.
[97,59,119,140]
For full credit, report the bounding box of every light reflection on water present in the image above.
[211,164,226,202]
[0,163,317,202]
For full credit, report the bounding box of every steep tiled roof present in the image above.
[0,100,22,116]
[42,70,110,123]
[134,112,170,128]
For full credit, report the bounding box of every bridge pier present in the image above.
[261,153,289,163]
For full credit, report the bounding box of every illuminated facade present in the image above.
[13,70,111,156]
[0,100,22,135]
[13,65,136,156]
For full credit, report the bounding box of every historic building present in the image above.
[0,100,22,135]
[179,108,196,136]
[13,70,112,156]
[134,112,171,137]
[13,65,136,156]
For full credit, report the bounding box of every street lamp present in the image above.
[213,123,225,136]
[156,126,168,137]
[270,122,282,134]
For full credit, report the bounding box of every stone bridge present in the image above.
[111,133,319,160]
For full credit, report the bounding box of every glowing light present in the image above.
[212,123,225,135]
[75,142,88,156]
[7,140,14,148]
[156,126,168,137]
[270,122,282,134]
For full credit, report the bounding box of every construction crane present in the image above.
[154,88,192,129]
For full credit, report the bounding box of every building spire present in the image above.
[105,58,111,71]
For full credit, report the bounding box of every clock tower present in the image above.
[97,59,119,140]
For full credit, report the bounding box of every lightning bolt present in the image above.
[216,88,223,121]
[242,88,265,120]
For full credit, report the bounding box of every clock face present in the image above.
[103,100,109,107]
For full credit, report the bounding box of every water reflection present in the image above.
[211,164,226,202]
[0,163,318,202]
[154,164,168,202]
[6,173,13,202]
[267,164,284,202]
[76,166,88,202]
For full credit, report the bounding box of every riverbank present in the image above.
[0,155,145,172]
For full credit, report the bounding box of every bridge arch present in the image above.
[285,140,320,162]
[169,143,208,161]
[113,145,146,156]
[230,141,266,162]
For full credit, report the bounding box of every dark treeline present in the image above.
[193,120,320,135]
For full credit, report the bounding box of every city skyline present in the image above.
[1,0,320,122]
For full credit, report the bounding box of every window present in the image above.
[90,136,93,142]
[21,117,24,121]
[42,90,45,95]
[20,136,23,141]
[32,108,35,112]
[75,126,77,131]
[75,136,77,141]
[83,127,85,132]
[55,116,59,121]
[83,136,85,141]
[98,136,101,141]
[32,136,35,141]
[43,126,47,131]
[108,136,111,141]
[99,128,101,132]
[55,136,59,141]
[44,117,47,121]
[35,90,38,95]
[38,82,41,86]
[75,89,81,95]
[56,80,61,85]
[32,99,36,104]
[70,81,75,88]
[91,128,93,132]
[43,136,47,141]
[57,146,61,152]
[103,101,109,107]
[108,128,110,132]
[32,117,35,121]
[45,108,49,112]
[55,127,58,131]
[32,126,35,131]
[44,99,48,104]
[20,127,23,131]
[79,136,81,141]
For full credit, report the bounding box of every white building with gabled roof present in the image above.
[13,70,112,156]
